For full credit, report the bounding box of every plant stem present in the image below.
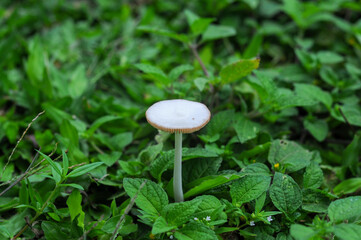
[174,132,184,202]
[12,184,59,240]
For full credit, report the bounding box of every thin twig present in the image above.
[339,107,355,134]
[188,43,209,78]
[0,150,40,197]
[1,111,45,179]
[110,181,146,240]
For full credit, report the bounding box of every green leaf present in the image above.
[303,162,323,189]
[152,216,177,235]
[62,150,69,176]
[233,114,260,143]
[174,222,218,240]
[67,162,104,178]
[184,174,241,199]
[98,151,122,167]
[192,195,224,221]
[183,157,222,185]
[220,58,260,84]
[66,189,82,221]
[162,199,201,227]
[59,183,84,190]
[168,64,194,81]
[268,140,312,173]
[303,118,328,142]
[201,24,236,42]
[333,178,361,196]
[135,63,169,84]
[270,172,302,214]
[334,223,361,240]
[328,196,361,223]
[317,51,344,64]
[41,221,68,240]
[37,150,62,178]
[68,65,88,98]
[230,175,271,206]
[294,83,333,108]
[206,110,235,137]
[290,224,316,240]
[137,25,189,43]
[123,178,168,217]
[60,119,79,148]
[302,189,330,213]
[342,131,361,176]
[25,37,45,85]
[243,34,263,59]
[194,77,208,91]
[86,115,123,137]
[185,10,214,35]
[150,151,174,182]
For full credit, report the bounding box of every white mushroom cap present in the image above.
[146,99,211,133]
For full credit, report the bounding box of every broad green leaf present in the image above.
[138,143,163,163]
[302,189,330,213]
[67,162,104,178]
[184,174,241,199]
[183,157,222,184]
[241,163,271,176]
[185,10,214,35]
[152,216,177,235]
[68,65,88,98]
[220,58,260,84]
[233,114,260,143]
[270,172,302,214]
[123,178,168,217]
[328,196,361,223]
[60,119,79,148]
[150,151,174,182]
[333,106,361,127]
[294,83,332,108]
[110,132,133,151]
[194,77,208,91]
[135,63,169,84]
[231,175,271,206]
[290,224,316,240]
[193,195,224,221]
[174,222,218,240]
[66,189,82,221]
[342,131,361,176]
[206,110,235,137]
[303,119,328,142]
[268,140,312,173]
[0,209,28,238]
[98,151,122,167]
[317,51,344,64]
[137,25,189,43]
[86,115,123,137]
[333,178,361,196]
[168,64,194,81]
[41,221,68,240]
[334,223,361,240]
[162,199,201,227]
[201,24,236,42]
[303,162,323,189]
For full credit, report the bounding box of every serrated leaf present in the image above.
[67,162,103,178]
[290,224,316,240]
[220,58,260,84]
[202,24,236,42]
[268,140,312,173]
[206,110,234,137]
[192,195,224,220]
[302,189,330,213]
[174,222,218,240]
[152,216,177,235]
[270,172,302,214]
[328,196,361,223]
[162,199,201,227]
[334,223,361,240]
[183,157,222,184]
[303,162,323,189]
[123,178,168,218]
[231,175,271,206]
[294,83,333,108]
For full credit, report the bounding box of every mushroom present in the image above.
[146,99,211,202]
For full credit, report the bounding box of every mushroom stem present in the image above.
[174,132,184,202]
